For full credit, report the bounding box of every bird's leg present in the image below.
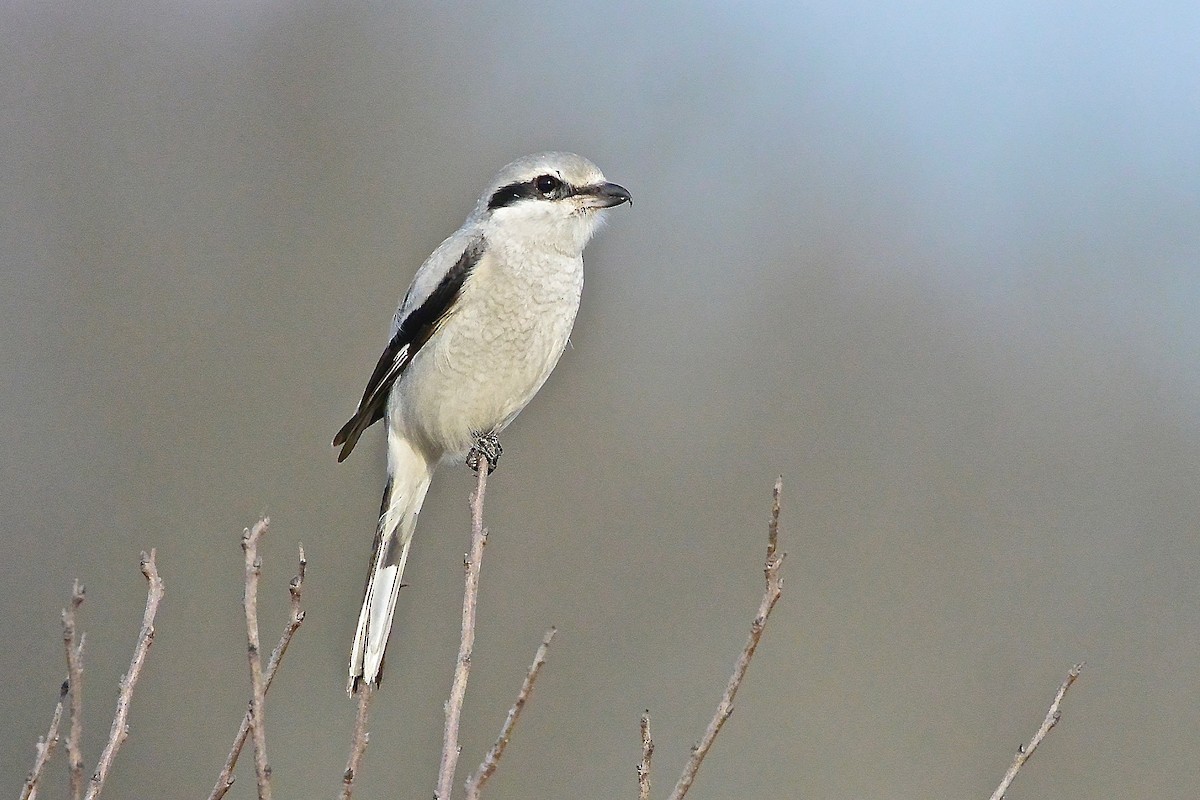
[466,432,502,474]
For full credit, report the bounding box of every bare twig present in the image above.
[436,459,491,800]
[339,684,374,800]
[62,581,86,800]
[988,663,1085,800]
[209,544,307,800]
[637,711,654,800]
[668,477,785,800]
[241,519,273,800]
[19,682,68,800]
[82,550,164,800]
[766,475,781,560]
[464,627,557,800]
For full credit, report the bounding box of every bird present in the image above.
[333,152,631,692]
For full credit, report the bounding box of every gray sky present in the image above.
[3,3,1198,798]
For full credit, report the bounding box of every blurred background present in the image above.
[3,2,1198,798]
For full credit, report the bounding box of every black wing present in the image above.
[332,237,485,462]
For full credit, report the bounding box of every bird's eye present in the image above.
[535,174,561,196]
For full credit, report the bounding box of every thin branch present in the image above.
[19,681,68,800]
[209,544,307,800]
[241,519,273,800]
[82,550,164,800]
[464,627,557,800]
[62,581,86,800]
[988,663,1085,800]
[766,475,781,560]
[668,477,785,800]
[339,684,374,800]
[637,711,654,800]
[436,460,491,800]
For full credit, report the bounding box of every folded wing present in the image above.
[332,236,485,462]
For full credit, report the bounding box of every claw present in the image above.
[467,433,503,474]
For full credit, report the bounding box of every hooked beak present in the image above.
[580,181,632,209]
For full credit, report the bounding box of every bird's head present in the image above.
[474,152,631,253]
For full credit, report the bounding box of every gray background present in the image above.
[3,3,1198,798]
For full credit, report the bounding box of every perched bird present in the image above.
[334,152,631,692]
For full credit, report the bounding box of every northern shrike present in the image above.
[334,152,631,691]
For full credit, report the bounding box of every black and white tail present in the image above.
[348,437,433,693]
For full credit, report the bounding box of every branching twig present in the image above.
[19,681,68,800]
[988,663,1085,800]
[637,711,654,800]
[63,581,86,800]
[210,544,306,800]
[464,627,557,800]
[241,519,273,800]
[668,477,785,800]
[82,550,164,800]
[436,460,491,800]
[339,684,374,800]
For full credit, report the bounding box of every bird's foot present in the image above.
[467,433,502,474]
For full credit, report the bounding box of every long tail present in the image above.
[348,434,433,693]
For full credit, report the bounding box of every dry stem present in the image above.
[19,682,68,800]
[464,627,557,800]
[637,711,654,800]
[241,519,273,800]
[63,581,86,800]
[82,550,164,800]
[988,663,1085,800]
[339,685,375,800]
[209,543,306,800]
[435,459,491,800]
[667,477,785,800]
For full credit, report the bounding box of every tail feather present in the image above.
[348,436,433,693]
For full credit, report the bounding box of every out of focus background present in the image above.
[3,3,1198,798]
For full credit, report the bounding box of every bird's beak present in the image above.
[580,181,632,209]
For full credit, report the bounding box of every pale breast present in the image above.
[391,246,584,459]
